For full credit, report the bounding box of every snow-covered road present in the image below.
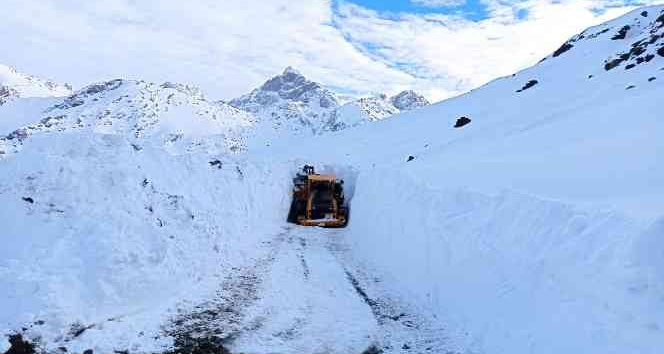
[229,226,376,353]
[216,226,459,354]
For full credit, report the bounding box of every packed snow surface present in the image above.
[2,5,664,354]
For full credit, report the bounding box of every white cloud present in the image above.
[411,0,466,8]
[333,0,659,99]
[0,0,413,100]
[0,0,657,102]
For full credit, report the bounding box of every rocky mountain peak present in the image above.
[228,68,340,136]
[227,67,431,136]
[255,67,329,104]
[391,90,430,111]
[282,65,303,77]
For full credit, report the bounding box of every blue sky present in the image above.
[343,0,490,20]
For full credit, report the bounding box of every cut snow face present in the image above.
[0,134,293,353]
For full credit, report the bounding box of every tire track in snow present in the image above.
[326,231,458,354]
[228,226,376,354]
[163,226,292,353]
[298,236,310,280]
[165,225,458,354]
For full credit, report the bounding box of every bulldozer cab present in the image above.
[287,165,348,228]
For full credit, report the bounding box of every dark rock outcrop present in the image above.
[611,25,630,40]
[553,42,574,57]
[516,80,539,93]
[5,334,35,354]
[454,116,472,128]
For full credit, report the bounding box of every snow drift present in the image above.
[0,131,294,352]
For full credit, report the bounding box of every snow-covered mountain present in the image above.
[0,65,72,105]
[0,79,254,159]
[330,91,429,131]
[229,67,339,135]
[1,67,427,160]
[229,67,429,136]
[2,5,664,354]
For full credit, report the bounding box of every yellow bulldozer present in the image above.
[287,165,349,228]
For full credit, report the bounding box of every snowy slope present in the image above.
[229,67,428,139]
[266,5,664,354]
[0,65,71,105]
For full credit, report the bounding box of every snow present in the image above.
[229,67,429,139]
[267,114,663,351]
[1,5,664,354]
[345,172,661,353]
[1,79,255,159]
[262,6,664,353]
[0,131,292,353]
[0,337,8,353]
[0,97,60,134]
[230,227,376,354]
[0,64,71,103]
[634,217,664,285]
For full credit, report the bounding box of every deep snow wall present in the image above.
[347,167,664,354]
[0,131,292,352]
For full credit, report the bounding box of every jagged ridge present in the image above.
[229,67,429,136]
